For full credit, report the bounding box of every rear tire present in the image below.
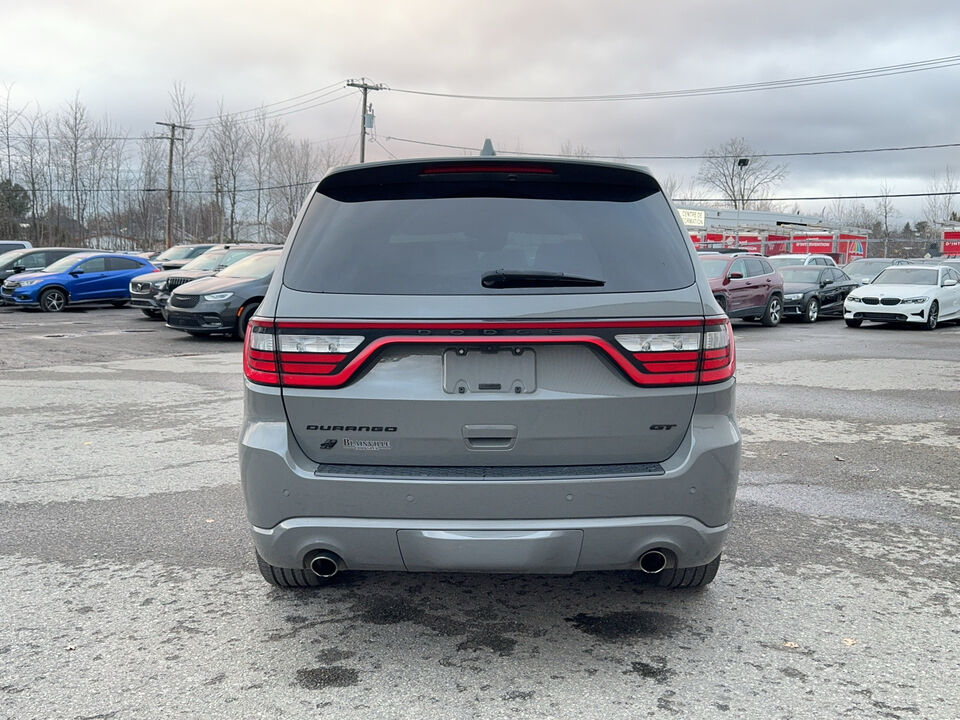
[256,551,330,588]
[845,318,862,328]
[802,297,819,323]
[39,288,67,313]
[654,554,721,589]
[760,295,782,327]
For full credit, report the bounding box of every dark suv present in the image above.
[240,158,740,589]
[699,253,784,326]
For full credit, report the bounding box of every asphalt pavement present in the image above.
[1,306,958,719]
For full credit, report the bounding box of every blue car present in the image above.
[0,252,158,312]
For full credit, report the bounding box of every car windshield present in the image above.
[218,248,264,267]
[0,249,33,269]
[767,257,805,270]
[181,251,227,271]
[217,252,280,279]
[843,260,891,276]
[41,254,90,273]
[872,267,939,286]
[780,268,823,283]
[699,258,730,279]
[155,245,201,262]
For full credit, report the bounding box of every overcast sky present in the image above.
[4,0,960,221]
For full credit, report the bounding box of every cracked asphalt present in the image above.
[1,306,958,719]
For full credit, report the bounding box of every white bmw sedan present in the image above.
[843,265,960,330]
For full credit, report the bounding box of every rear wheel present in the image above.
[760,295,782,327]
[39,288,67,313]
[845,318,862,328]
[924,301,939,330]
[256,551,331,588]
[802,297,819,323]
[654,554,721,589]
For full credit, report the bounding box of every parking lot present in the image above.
[1,306,958,719]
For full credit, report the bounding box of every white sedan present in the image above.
[843,265,960,330]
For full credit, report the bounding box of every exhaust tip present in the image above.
[306,551,344,578]
[638,549,669,575]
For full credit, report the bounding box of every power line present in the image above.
[189,80,347,123]
[190,89,356,129]
[384,135,960,160]
[389,53,960,103]
[674,191,960,202]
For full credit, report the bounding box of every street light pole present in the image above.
[735,157,749,244]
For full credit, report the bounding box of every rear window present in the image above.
[283,167,695,295]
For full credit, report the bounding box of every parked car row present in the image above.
[0,243,283,338]
[696,250,960,330]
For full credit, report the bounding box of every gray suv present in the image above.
[240,158,740,589]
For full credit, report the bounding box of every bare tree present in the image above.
[559,140,592,158]
[56,94,92,236]
[166,82,203,241]
[16,104,49,244]
[922,166,958,228]
[1,82,27,181]
[207,107,250,243]
[697,137,788,209]
[874,181,899,256]
[246,108,284,240]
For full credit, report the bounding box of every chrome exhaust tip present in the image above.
[306,551,344,578]
[638,549,669,574]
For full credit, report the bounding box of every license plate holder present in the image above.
[442,348,536,394]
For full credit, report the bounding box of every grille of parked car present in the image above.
[169,294,199,308]
[132,282,153,293]
[880,297,901,306]
[165,277,193,291]
[861,297,879,305]
[165,311,200,326]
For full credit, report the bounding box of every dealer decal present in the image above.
[342,438,392,451]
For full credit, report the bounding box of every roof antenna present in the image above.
[479,138,496,157]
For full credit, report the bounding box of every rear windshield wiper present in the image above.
[481,270,606,289]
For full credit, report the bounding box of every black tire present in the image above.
[235,302,260,340]
[654,554,721,589]
[39,288,67,313]
[256,551,329,588]
[760,295,782,327]
[924,301,938,330]
[845,318,862,328]
[110,300,128,308]
[802,297,819,323]
[141,308,162,319]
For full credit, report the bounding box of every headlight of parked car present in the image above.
[845,296,860,303]
[902,296,928,304]
[18,278,44,286]
[152,279,167,288]
[783,293,803,301]
[203,292,234,301]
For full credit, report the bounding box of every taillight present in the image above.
[277,334,363,384]
[243,319,279,385]
[614,318,734,385]
[250,319,735,390]
[699,318,736,383]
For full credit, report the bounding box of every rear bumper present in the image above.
[240,379,740,573]
[253,515,728,574]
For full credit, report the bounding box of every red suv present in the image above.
[698,253,783,326]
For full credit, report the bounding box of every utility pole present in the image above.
[155,121,193,248]
[346,79,384,163]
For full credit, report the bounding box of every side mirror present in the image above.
[820,279,830,287]
[861,278,871,285]
[726,271,744,282]
[70,269,83,276]
[12,265,25,273]
[944,278,958,287]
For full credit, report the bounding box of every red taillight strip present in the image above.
[243,322,280,385]
[274,319,705,330]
